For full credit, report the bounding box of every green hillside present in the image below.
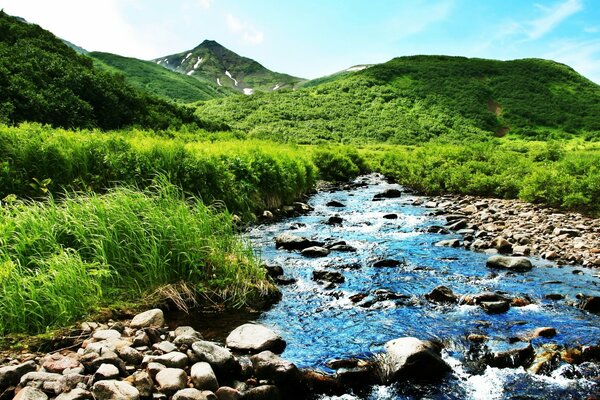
[196,55,600,144]
[90,51,234,103]
[0,11,206,130]
[155,40,305,93]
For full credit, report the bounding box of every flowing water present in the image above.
[183,174,600,399]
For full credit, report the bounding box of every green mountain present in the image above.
[0,11,207,130]
[90,51,234,103]
[196,55,600,144]
[154,40,305,94]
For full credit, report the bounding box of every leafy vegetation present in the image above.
[0,123,319,219]
[197,56,600,144]
[368,139,600,214]
[0,181,274,335]
[156,40,305,93]
[0,11,206,130]
[91,51,234,103]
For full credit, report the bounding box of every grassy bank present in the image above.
[0,123,323,219]
[368,139,600,214]
[0,181,274,335]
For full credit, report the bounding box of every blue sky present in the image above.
[1,0,599,82]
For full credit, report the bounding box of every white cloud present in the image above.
[526,0,583,39]
[225,13,264,45]
[584,26,599,33]
[543,39,600,83]
[198,0,212,9]
[0,0,157,58]
[386,0,454,39]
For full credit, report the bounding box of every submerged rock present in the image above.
[326,200,346,208]
[371,259,403,268]
[373,188,402,200]
[312,270,345,284]
[226,324,286,354]
[380,337,451,382]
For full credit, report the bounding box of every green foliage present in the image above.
[368,139,600,214]
[91,51,234,103]
[0,181,273,334]
[196,56,600,144]
[0,11,207,130]
[0,123,317,219]
[311,147,367,181]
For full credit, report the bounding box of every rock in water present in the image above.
[301,246,330,257]
[425,286,458,304]
[250,351,301,387]
[130,309,164,328]
[381,337,450,382]
[274,233,323,251]
[486,256,533,272]
[226,324,286,354]
[373,188,402,200]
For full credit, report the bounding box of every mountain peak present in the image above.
[154,40,305,93]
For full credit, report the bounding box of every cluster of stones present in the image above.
[423,195,600,268]
[0,308,474,400]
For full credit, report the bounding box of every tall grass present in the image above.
[0,123,320,219]
[0,180,274,335]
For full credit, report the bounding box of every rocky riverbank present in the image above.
[421,194,600,268]
[0,309,456,400]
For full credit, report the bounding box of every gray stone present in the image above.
[480,300,510,314]
[0,360,37,387]
[434,239,461,247]
[191,341,237,374]
[14,387,48,400]
[130,309,164,328]
[126,371,153,398]
[226,324,286,354]
[381,337,451,382]
[156,368,188,395]
[41,353,81,374]
[92,330,121,341]
[55,388,92,400]
[146,351,188,368]
[215,387,242,400]
[92,380,140,400]
[486,255,533,272]
[190,362,219,391]
[20,372,69,395]
[250,351,300,386]
[242,385,281,400]
[93,363,119,382]
[154,341,177,354]
[274,233,323,251]
[173,388,217,400]
[116,346,143,366]
[300,246,330,258]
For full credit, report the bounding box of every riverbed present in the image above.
[241,174,600,399]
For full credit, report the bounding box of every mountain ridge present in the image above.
[154,39,306,94]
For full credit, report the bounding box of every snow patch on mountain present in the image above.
[193,57,203,69]
[217,78,222,86]
[346,65,369,72]
[243,88,254,95]
[272,84,281,91]
[187,70,194,76]
[225,70,238,86]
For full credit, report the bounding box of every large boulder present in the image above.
[92,380,140,400]
[226,324,286,354]
[274,233,323,251]
[485,342,535,369]
[486,256,533,272]
[130,309,164,328]
[381,337,451,382]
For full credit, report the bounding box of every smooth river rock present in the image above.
[381,337,451,382]
[226,323,286,354]
[130,309,164,328]
[92,380,140,400]
[486,255,533,272]
[190,362,219,392]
